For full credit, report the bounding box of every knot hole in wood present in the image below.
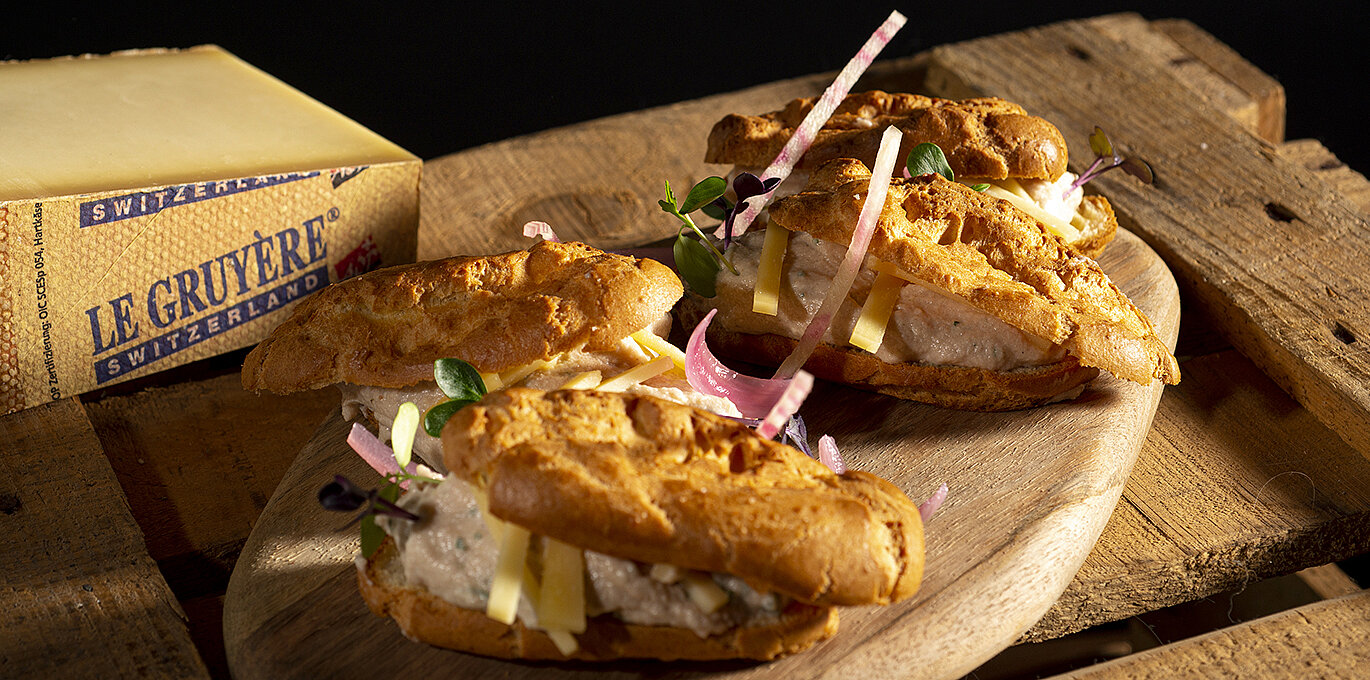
[1263,202,1298,222]
[505,189,643,245]
[1332,322,1357,345]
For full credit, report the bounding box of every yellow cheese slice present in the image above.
[537,539,587,633]
[983,184,1083,242]
[596,356,674,392]
[683,573,729,613]
[849,270,905,353]
[558,371,602,390]
[480,372,505,391]
[545,630,579,656]
[631,330,687,376]
[471,487,504,544]
[0,46,416,202]
[752,222,790,316]
[486,524,531,625]
[499,355,559,387]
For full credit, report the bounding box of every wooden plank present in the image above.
[1027,137,1370,641]
[924,13,1370,458]
[82,370,339,601]
[0,398,209,679]
[1296,564,1363,600]
[1279,138,1370,212]
[1088,15,1283,144]
[1046,591,1370,679]
[1026,349,1370,641]
[1150,18,1287,144]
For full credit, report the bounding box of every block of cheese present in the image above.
[0,46,421,415]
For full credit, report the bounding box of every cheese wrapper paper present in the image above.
[0,47,419,414]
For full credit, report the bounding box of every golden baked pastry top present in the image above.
[705,90,1069,180]
[241,241,682,393]
[769,159,1179,386]
[441,388,924,607]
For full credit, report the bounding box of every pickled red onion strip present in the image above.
[817,435,847,475]
[715,10,908,239]
[522,220,561,242]
[919,482,949,522]
[685,308,795,419]
[755,371,814,440]
[346,423,418,488]
[775,125,903,378]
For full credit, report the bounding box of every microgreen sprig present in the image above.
[905,143,988,191]
[423,358,486,436]
[661,178,738,297]
[318,474,419,557]
[1063,126,1155,199]
[713,172,782,249]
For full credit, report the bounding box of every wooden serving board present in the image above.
[222,225,1179,680]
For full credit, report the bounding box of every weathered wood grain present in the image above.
[1089,16,1284,145]
[0,399,209,678]
[1151,18,1286,144]
[1295,564,1363,600]
[1026,348,1370,642]
[1026,135,1370,641]
[82,370,337,602]
[1047,591,1370,679]
[924,13,1370,459]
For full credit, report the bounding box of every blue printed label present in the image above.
[79,173,318,228]
[92,266,326,383]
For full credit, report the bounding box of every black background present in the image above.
[9,2,1369,172]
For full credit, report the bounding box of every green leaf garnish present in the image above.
[424,398,479,437]
[906,142,955,182]
[970,183,990,192]
[659,180,737,284]
[681,176,727,214]
[359,483,400,558]
[434,358,486,401]
[674,230,721,297]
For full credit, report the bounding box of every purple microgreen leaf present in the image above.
[783,415,811,456]
[318,475,367,512]
[733,172,767,201]
[701,196,731,221]
[1119,157,1155,184]
[681,176,727,214]
[761,177,782,192]
[319,476,419,559]
[372,489,420,522]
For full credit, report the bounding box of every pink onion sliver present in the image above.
[716,10,908,239]
[755,370,814,439]
[919,482,949,522]
[817,435,847,475]
[522,220,561,242]
[346,423,418,489]
[685,309,796,419]
[775,125,904,378]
